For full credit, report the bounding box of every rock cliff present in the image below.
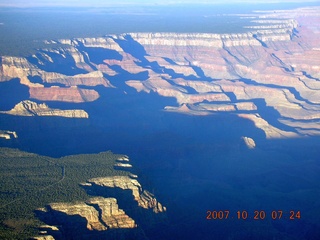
[1,100,88,118]
[37,197,136,239]
[87,176,166,213]
[46,197,135,230]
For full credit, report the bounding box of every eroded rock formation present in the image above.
[29,86,99,103]
[36,197,136,239]
[242,136,256,149]
[87,176,166,213]
[44,197,135,230]
[0,130,18,140]
[0,100,88,118]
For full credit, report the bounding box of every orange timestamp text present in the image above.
[206,210,301,220]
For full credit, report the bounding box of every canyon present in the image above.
[0,4,320,240]
[1,7,319,138]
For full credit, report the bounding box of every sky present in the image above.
[0,0,319,7]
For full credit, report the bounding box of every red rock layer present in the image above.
[29,87,99,103]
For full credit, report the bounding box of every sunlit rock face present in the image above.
[36,197,136,239]
[44,197,136,230]
[0,100,89,118]
[88,176,166,213]
[0,7,319,138]
[0,130,17,139]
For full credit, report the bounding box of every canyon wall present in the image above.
[0,6,319,138]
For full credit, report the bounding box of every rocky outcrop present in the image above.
[238,113,299,139]
[32,225,62,240]
[87,176,166,213]
[242,136,256,149]
[0,130,18,139]
[37,197,136,239]
[48,201,107,231]
[117,156,130,161]
[114,163,133,168]
[32,236,55,240]
[55,197,134,229]
[87,197,136,228]
[0,100,88,118]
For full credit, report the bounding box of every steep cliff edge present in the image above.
[41,197,136,230]
[36,197,136,240]
[87,176,166,213]
[0,100,89,118]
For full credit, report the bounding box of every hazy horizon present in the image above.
[1,0,319,7]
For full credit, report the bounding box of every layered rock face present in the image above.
[37,197,136,239]
[123,7,320,138]
[42,197,135,230]
[29,86,99,103]
[35,155,165,239]
[87,176,166,213]
[0,6,319,137]
[0,100,88,118]
[0,56,104,103]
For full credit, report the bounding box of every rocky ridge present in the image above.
[0,100,88,118]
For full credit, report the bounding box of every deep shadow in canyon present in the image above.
[0,78,29,111]
[1,83,320,239]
